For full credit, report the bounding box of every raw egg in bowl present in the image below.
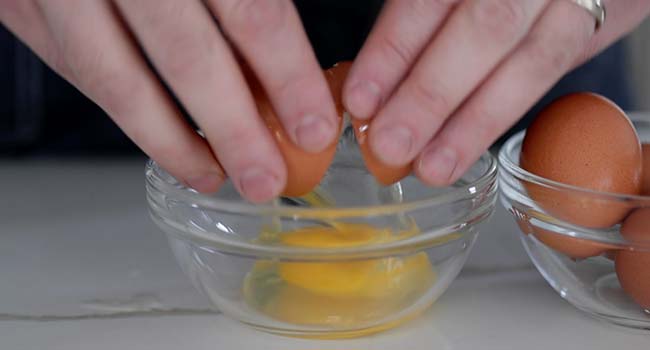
[499,102,650,330]
[145,118,497,338]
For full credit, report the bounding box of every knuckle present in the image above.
[43,42,71,78]
[273,72,313,107]
[266,70,332,128]
[430,0,461,7]
[470,0,527,41]
[99,79,143,122]
[407,0,430,12]
[407,77,450,118]
[148,142,178,163]
[527,1,595,70]
[148,142,191,171]
[56,34,141,118]
[400,0,458,13]
[150,138,220,177]
[0,0,20,21]
[230,125,258,144]
[465,106,501,143]
[140,4,220,84]
[76,58,142,118]
[158,33,214,82]
[524,28,587,77]
[405,0,455,16]
[576,38,600,66]
[379,34,417,67]
[224,0,287,40]
[218,123,261,154]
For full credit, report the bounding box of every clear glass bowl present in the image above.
[499,113,650,330]
[145,125,497,339]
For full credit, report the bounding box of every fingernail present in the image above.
[372,125,414,165]
[346,80,381,119]
[294,114,336,152]
[186,172,223,193]
[418,147,458,186]
[239,167,282,203]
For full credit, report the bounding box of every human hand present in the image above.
[344,0,650,186]
[0,0,339,203]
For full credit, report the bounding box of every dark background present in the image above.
[0,0,634,156]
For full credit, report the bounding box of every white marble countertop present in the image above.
[1,158,648,349]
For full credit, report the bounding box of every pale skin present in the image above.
[1,0,648,203]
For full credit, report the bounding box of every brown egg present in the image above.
[615,208,650,309]
[642,144,650,195]
[509,206,614,259]
[604,250,618,262]
[532,227,615,259]
[323,61,350,115]
[351,118,413,186]
[245,65,343,197]
[520,92,643,228]
[324,61,412,185]
[324,63,410,186]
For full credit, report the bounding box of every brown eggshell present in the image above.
[509,205,615,259]
[245,65,343,197]
[351,118,413,185]
[620,207,650,244]
[604,250,618,261]
[520,92,643,228]
[515,218,533,236]
[642,144,650,195]
[323,61,350,114]
[615,208,650,309]
[324,60,412,185]
[328,65,409,185]
[532,227,615,259]
[616,252,650,309]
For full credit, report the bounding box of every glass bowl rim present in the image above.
[145,152,497,219]
[498,114,650,204]
[146,150,497,259]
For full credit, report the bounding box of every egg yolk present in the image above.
[243,222,436,328]
[278,223,430,299]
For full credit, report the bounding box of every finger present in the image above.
[343,0,457,119]
[208,0,338,152]
[368,0,548,167]
[0,0,72,79]
[36,0,225,193]
[114,0,286,202]
[577,0,650,66]
[415,1,596,186]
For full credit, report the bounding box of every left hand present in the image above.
[344,0,650,186]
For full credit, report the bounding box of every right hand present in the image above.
[0,0,339,203]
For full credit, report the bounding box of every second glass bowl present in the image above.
[499,114,650,330]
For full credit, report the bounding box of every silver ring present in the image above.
[570,0,606,30]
